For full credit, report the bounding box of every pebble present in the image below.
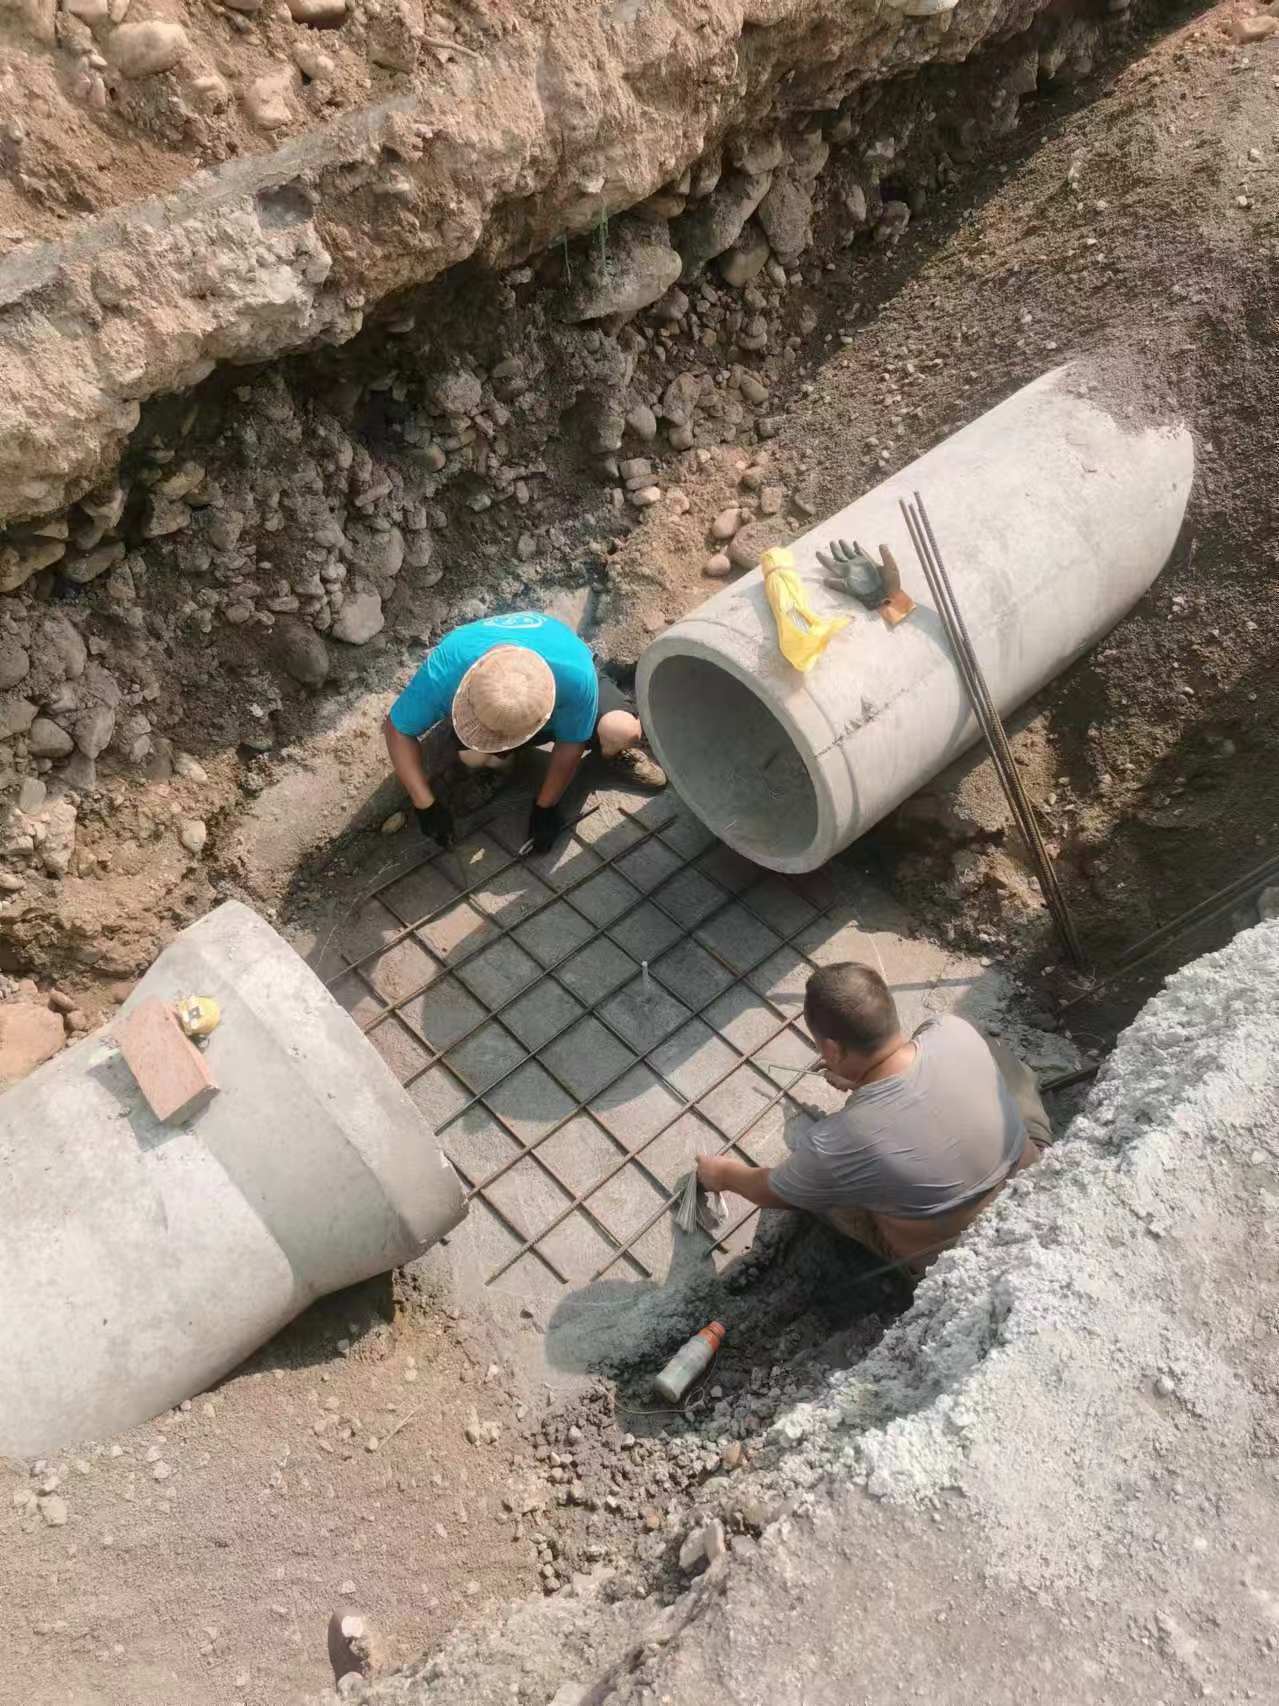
[39,1495,69,1527]
[173,752,208,783]
[629,486,661,508]
[1153,1375,1176,1398]
[288,0,347,19]
[711,506,742,541]
[178,819,207,856]
[381,812,406,836]
[704,553,733,578]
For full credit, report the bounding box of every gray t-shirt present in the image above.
[771,1015,1026,1219]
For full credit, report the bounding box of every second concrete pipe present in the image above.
[638,366,1194,873]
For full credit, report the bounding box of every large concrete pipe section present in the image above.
[638,366,1194,872]
[0,901,465,1458]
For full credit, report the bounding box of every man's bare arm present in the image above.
[538,741,587,808]
[383,718,434,809]
[696,1153,789,1210]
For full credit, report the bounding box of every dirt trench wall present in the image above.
[0,0,1121,978]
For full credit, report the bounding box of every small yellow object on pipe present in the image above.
[175,995,221,1039]
[761,547,851,673]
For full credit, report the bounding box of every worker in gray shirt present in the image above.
[697,962,1050,1275]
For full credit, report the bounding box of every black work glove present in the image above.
[416,800,455,849]
[527,802,563,854]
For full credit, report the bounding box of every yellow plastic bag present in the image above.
[761,548,850,674]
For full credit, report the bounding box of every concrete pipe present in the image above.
[638,366,1194,873]
[0,901,465,1458]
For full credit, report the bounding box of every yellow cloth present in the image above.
[761,548,850,673]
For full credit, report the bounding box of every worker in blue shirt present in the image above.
[384,613,666,853]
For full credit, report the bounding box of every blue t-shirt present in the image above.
[388,614,599,745]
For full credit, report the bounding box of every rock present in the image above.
[428,368,482,417]
[731,134,785,175]
[38,1494,68,1527]
[844,183,869,226]
[561,218,682,322]
[717,221,771,288]
[0,641,29,690]
[711,507,742,541]
[728,518,789,572]
[106,20,188,77]
[0,1004,65,1086]
[1230,13,1279,41]
[367,0,424,72]
[403,529,436,577]
[179,819,208,856]
[1258,885,1279,922]
[547,1688,587,1706]
[660,371,703,428]
[672,171,774,273]
[18,777,46,814]
[48,989,75,1015]
[704,553,733,578]
[173,751,208,783]
[874,200,912,244]
[74,704,116,759]
[272,618,330,688]
[28,718,74,760]
[759,485,785,516]
[288,0,346,21]
[0,872,24,893]
[62,543,126,585]
[702,1517,727,1561]
[0,535,65,593]
[40,798,77,878]
[788,131,829,183]
[756,171,814,264]
[629,486,661,508]
[626,404,658,442]
[37,614,87,682]
[381,812,406,835]
[331,588,384,645]
[244,70,296,131]
[618,457,652,481]
[678,1519,726,1571]
[0,697,38,738]
[721,1440,744,1470]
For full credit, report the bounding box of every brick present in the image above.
[502,981,584,1052]
[540,1016,635,1102]
[594,1064,684,1147]
[379,862,460,927]
[704,984,787,1055]
[536,1113,625,1194]
[513,899,595,968]
[471,865,554,925]
[366,1014,431,1085]
[401,977,486,1052]
[598,978,690,1055]
[653,866,726,929]
[330,971,385,1029]
[745,945,815,1019]
[365,934,440,1004]
[455,939,541,1009]
[696,842,762,895]
[557,938,637,1005]
[407,1062,472,1131]
[697,1062,779,1140]
[447,1020,527,1094]
[651,939,734,1011]
[486,1062,577,1144]
[739,874,819,939]
[568,867,642,927]
[417,900,495,961]
[637,1109,718,1190]
[615,838,684,894]
[607,902,683,964]
[116,999,218,1125]
[649,1020,739,1100]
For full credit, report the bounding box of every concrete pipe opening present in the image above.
[644,653,820,863]
[639,365,1195,874]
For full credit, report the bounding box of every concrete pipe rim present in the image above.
[640,641,836,874]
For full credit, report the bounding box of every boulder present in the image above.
[28,718,74,760]
[0,1005,64,1088]
[561,218,682,323]
[717,220,771,288]
[272,618,330,688]
[0,641,29,691]
[35,613,87,682]
[756,171,814,264]
[106,20,188,78]
[0,697,37,739]
[74,704,116,758]
[40,798,77,877]
[427,368,482,417]
[672,172,773,274]
[331,588,384,646]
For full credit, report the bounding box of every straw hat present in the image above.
[451,645,556,753]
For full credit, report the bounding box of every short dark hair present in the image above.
[804,963,899,1055]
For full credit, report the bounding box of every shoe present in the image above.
[611,745,667,791]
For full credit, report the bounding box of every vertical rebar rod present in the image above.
[900,493,1088,971]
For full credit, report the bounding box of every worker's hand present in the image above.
[696,1153,728,1193]
[527,802,563,855]
[415,800,455,849]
